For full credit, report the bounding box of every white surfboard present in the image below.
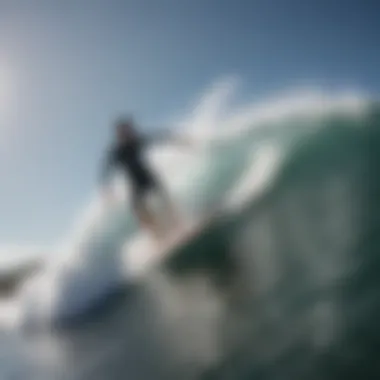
[124,208,221,280]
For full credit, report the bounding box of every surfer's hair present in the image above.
[114,115,137,133]
[115,115,133,127]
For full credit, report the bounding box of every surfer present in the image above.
[100,116,186,241]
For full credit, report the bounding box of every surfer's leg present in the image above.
[132,188,162,240]
[156,185,184,232]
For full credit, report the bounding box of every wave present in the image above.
[139,103,376,378]
[0,80,371,330]
[203,104,377,379]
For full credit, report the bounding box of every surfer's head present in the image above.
[114,116,136,142]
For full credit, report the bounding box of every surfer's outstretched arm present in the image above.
[143,129,194,148]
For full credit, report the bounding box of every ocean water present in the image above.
[0,86,378,380]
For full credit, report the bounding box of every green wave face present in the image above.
[159,103,379,379]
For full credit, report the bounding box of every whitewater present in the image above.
[0,78,376,380]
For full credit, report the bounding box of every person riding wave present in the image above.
[100,116,187,241]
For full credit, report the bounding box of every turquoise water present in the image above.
[0,96,378,379]
[158,103,377,379]
[197,105,377,379]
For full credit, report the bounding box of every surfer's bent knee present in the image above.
[131,183,160,212]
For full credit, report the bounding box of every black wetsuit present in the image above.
[101,135,164,207]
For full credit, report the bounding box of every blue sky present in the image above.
[0,0,378,246]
